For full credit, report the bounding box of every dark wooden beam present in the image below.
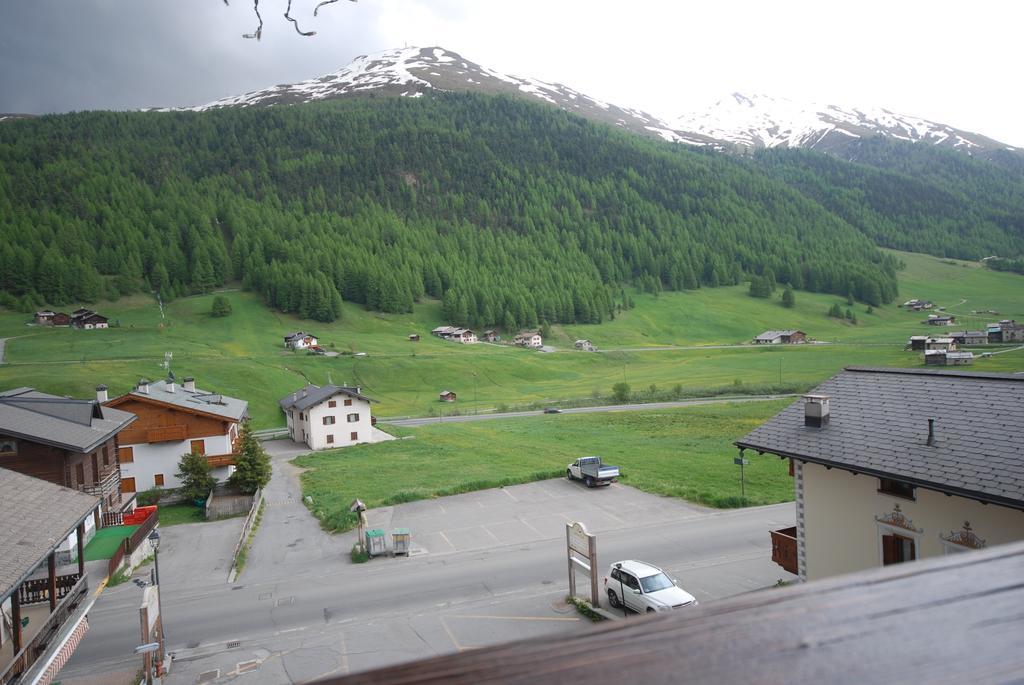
[77,522,86,576]
[47,551,57,612]
[11,586,21,653]
[317,541,1024,685]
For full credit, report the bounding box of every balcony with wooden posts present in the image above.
[770,525,798,574]
[78,465,120,499]
[0,525,89,685]
[205,434,242,469]
[317,541,1024,685]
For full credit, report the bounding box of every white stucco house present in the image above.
[279,384,380,450]
[284,332,319,349]
[104,377,248,495]
[514,331,543,348]
[737,367,1024,582]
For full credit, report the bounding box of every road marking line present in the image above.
[438,530,455,551]
[520,518,545,537]
[481,526,502,543]
[447,615,580,622]
[440,617,465,651]
[93,577,109,597]
[500,488,519,502]
[339,633,349,675]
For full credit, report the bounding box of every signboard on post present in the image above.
[566,522,598,606]
[139,586,162,685]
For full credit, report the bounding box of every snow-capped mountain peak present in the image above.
[670,92,1017,154]
[154,46,715,146]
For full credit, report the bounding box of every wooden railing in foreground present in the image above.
[318,541,1024,685]
[0,574,88,685]
[770,525,798,575]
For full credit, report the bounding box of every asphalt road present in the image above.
[62,443,795,683]
[388,394,798,427]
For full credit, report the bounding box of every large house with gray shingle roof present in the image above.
[0,387,136,518]
[735,367,1024,582]
[280,384,378,450]
[104,376,248,496]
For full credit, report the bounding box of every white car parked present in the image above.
[604,560,697,613]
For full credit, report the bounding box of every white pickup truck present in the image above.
[566,456,620,487]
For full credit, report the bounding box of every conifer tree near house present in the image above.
[229,421,271,494]
[176,451,216,504]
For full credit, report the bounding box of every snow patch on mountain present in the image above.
[670,93,1016,154]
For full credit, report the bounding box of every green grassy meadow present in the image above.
[1,250,1021,427]
[295,401,794,532]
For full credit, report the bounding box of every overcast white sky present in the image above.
[1,0,1021,145]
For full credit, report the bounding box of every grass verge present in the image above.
[566,596,606,622]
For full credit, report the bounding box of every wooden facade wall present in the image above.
[114,398,230,444]
[0,433,119,491]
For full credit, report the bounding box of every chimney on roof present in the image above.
[96,384,108,403]
[138,379,150,395]
[927,418,935,446]
[166,377,176,393]
[183,377,195,392]
[804,394,830,428]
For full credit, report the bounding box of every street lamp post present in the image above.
[615,562,627,618]
[147,530,166,680]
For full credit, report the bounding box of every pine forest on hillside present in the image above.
[7,92,1022,324]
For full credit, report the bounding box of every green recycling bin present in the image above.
[392,528,411,556]
[365,528,386,556]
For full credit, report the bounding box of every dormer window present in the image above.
[878,478,915,500]
[0,439,16,455]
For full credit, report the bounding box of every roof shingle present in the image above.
[735,367,1024,508]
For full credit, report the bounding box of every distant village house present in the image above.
[949,330,988,346]
[481,330,500,343]
[924,315,956,326]
[925,350,974,366]
[439,391,457,402]
[753,330,806,345]
[574,339,597,352]
[431,326,478,344]
[284,332,319,350]
[70,309,108,329]
[513,331,543,348]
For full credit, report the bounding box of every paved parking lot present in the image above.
[366,477,713,556]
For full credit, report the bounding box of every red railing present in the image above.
[106,508,159,578]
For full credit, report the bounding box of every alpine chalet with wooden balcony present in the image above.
[736,367,1024,582]
[0,387,136,527]
[104,377,248,496]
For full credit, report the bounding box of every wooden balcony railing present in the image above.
[78,467,119,498]
[119,424,187,445]
[101,511,124,527]
[770,526,798,575]
[206,453,238,468]
[0,574,88,685]
[17,573,82,606]
[316,541,1024,685]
